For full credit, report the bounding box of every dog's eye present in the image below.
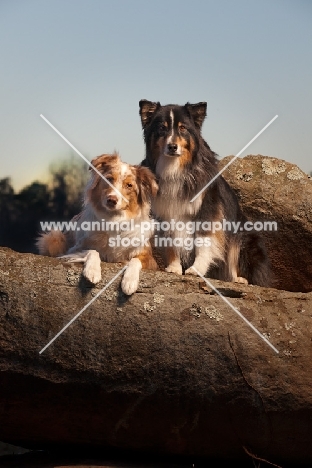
[159,123,167,132]
[179,125,187,132]
[106,176,114,183]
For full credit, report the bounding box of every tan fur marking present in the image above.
[177,136,193,167]
[228,242,240,281]
[136,247,158,270]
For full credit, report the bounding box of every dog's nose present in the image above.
[168,143,178,153]
[106,195,118,207]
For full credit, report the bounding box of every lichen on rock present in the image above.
[287,167,305,180]
[261,158,286,175]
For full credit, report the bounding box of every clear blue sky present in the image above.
[1,0,311,191]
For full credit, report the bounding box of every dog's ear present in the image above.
[89,153,119,174]
[87,153,119,193]
[185,102,207,129]
[139,100,160,129]
[135,165,158,204]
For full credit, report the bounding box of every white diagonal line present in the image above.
[190,267,279,354]
[190,115,278,203]
[39,266,127,354]
[40,114,128,202]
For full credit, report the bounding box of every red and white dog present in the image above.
[37,153,158,295]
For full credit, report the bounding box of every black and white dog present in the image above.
[139,99,270,286]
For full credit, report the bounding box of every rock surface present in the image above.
[220,155,312,292]
[0,247,312,466]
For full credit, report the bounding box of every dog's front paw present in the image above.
[234,276,248,285]
[83,250,101,284]
[165,263,183,275]
[185,266,198,276]
[121,258,142,295]
[185,264,207,276]
[121,274,139,295]
[83,262,101,284]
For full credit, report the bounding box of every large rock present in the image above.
[219,155,312,292]
[0,247,312,466]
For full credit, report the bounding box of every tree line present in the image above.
[0,158,88,253]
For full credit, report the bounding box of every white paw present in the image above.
[121,258,142,295]
[185,263,209,276]
[185,266,198,276]
[83,262,101,284]
[234,276,248,285]
[83,250,101,284]
[165,263,183,275]
[121,274,139,295]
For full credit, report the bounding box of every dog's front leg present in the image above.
[185,236,222,277]
[165,246,183,275]
[121,258,142,295]
[185,246,212,276]
[61,249,102,284]
[83,250,102,284]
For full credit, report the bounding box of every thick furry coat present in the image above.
[139,99,270,286]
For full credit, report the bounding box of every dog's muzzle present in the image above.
[106,195,119,209]
[166,143,181,156]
